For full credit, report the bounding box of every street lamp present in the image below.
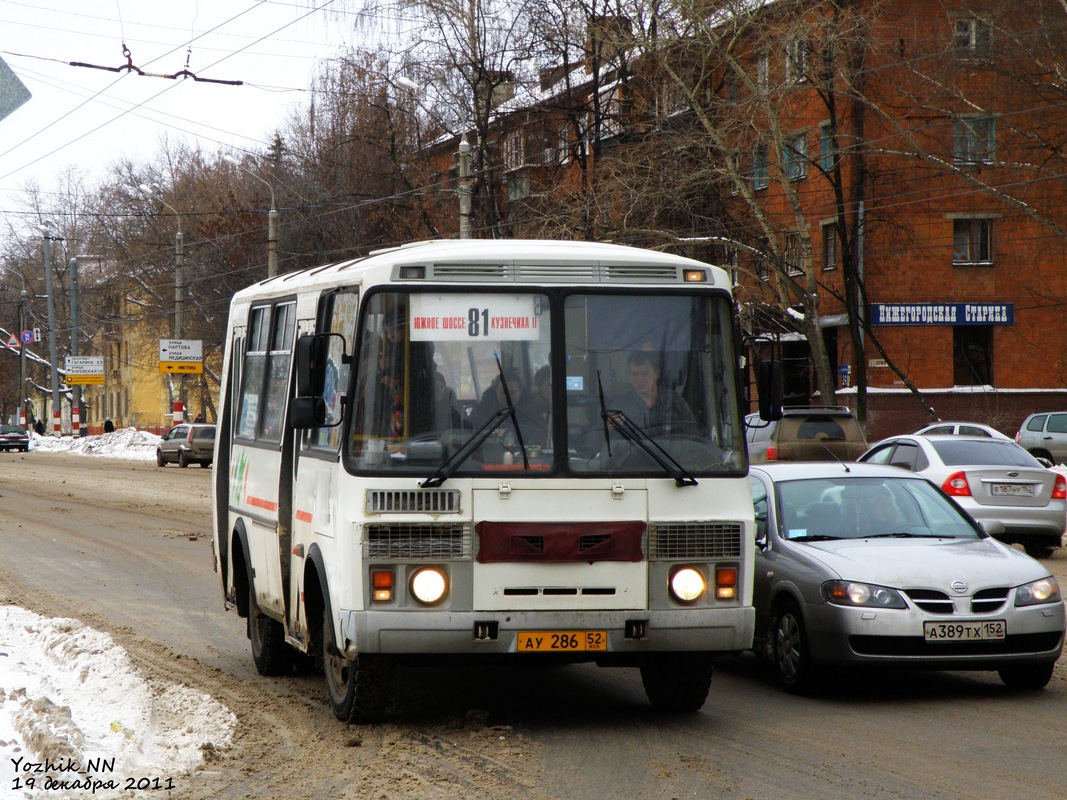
[137,183,187,423]
[35,224,63,436]
[223,154,278,278]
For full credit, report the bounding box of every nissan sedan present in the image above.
[749,462,1064,693]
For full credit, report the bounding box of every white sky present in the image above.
[0,0,359,206]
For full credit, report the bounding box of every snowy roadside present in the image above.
[1,429,235,799]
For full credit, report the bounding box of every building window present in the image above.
[756,50,769,90]
[954,18,991,57]
[503,130,524,171]
[953,219,993,265]
[822,223,838,270]
[557,123,570,163]
[784,231,804,276]
[786,37,809,82]
[953,115,995,165]
[507,172,530,201]
[753,144,768,190]
[819,123,835,173]
[954,326,993,386]
[784,133,807,181]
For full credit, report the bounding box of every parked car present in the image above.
[859,434,1066,559]
[0,424,30,452]
[745,405,868,463]
[156,423,215,468]
[912,421,1011,440]
[1015,411,1067,466]
[749,462,1064,693]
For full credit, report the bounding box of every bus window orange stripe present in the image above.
[295,510,313,523]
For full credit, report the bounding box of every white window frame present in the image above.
[784,231,805,276]
[503,129,525,172]
[784,133,808,181]
[822,222,838,270]
[954,18,992,57]
[953,218,993,265]
[753,144,768,190]
[953,115,996,165]
[786,37,809,82]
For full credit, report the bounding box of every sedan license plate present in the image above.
[516,631,607,652]
[991,483,1034,497]
[924,620,1006,641]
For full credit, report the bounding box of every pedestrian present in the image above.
[103,418,115,433]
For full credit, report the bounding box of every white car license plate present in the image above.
[923,620,1006,641]
[991,483,1034,497]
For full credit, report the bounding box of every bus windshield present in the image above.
[346,289,744,478]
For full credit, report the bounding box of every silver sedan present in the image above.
[749,462,1064,693]
[859,434,1066,559]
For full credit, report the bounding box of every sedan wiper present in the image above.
[419,406,511,488]
[595,372,696,488]
[863,532,949,539]
[788,534,844,542]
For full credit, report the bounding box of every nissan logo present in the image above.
[951,580,968,594]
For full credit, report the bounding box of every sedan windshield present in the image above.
[776,477,982,541]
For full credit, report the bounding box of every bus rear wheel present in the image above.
[322,615,391,723]
[639,653,713,712]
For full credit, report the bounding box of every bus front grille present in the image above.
[647,522,743,560]
[363,523,472,560]
[366,489,460,514]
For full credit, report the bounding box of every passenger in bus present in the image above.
[432,371,468,430]
[612,350,694,434]
[470,370,545,451]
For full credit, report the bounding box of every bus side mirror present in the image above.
[757,360,783,421]
[295,334,327,397]
[290,396,327,429]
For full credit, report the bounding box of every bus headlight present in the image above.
[669,567,706,604]
[410,567,448,605]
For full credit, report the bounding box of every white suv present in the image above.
[1015,412,1067,467]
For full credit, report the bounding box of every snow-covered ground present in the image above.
[1,429,235,799]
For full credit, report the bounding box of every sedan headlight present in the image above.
[822,580,907,609]
[1015,576,1061,607]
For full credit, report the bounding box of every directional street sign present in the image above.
[0,56,31,124]
[65,355,105,385]
[159,339,204,374]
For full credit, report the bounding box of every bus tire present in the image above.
[248,574,293,676]
[322,615,391,723]
[639,653,713,712]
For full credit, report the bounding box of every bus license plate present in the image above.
[516,631,608,652]
[923,620,1006,641]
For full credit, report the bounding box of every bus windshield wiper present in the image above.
[595,374,696,488]
[421,357,529,488]
[420,406,512,488]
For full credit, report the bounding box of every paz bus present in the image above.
[211,239,781,722]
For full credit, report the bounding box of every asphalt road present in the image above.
[1,451,1064,799]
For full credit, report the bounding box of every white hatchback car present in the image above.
[749,462,1064,693]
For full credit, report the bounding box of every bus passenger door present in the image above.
[289,290,359,645]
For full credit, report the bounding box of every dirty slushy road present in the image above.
[1,452,1064,799]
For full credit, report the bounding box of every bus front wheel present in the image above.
[639,653,713,712]
[322,615,391,723]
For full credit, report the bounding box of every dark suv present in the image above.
[157,423,215,468]
[745,405,868,463]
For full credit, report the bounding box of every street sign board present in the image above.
[159,339,203,361]
[6,334,19,350]
[0,56,31,124]
[65,355,105,385]
[159,361,204,374]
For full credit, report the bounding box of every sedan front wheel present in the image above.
[772,600,818,694]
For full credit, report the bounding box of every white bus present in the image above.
[212,239,781,721]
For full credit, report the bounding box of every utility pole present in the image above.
[69,257,82,436]
[458,135,471,239]
[18,290,27,427]
[38,227,63,436]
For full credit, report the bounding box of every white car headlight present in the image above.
[1015,577,1061,607]
[823,580,907,609]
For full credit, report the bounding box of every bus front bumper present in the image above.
[340,607,755,657]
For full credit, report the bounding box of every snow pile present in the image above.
[28,428,160,460]
[0,607,235,799]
